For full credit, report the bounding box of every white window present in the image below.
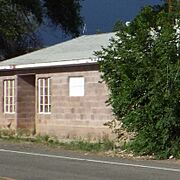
[4,79,15,113]
[38,78,51,113]
[69,77,84,96]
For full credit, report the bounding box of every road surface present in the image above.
[0,141,180,180]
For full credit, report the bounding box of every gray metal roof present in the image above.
[0,32,115,67]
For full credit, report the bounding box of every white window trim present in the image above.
[4,79,15,114]
[69,76,85,97]
[38,78,51,114]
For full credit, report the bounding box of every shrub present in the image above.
[97,2,180,159]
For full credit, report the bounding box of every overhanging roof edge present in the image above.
[0,58,99,71]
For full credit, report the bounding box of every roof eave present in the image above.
[0,58,99,71]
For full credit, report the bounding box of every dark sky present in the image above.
[40,0,162,46]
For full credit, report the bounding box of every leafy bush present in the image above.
[97,2,180,159]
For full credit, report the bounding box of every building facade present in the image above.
[0,33,115,140]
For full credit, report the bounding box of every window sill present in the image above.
[4,112,16,114]
[38,112,51,115]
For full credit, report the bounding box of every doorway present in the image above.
[17,75,36,133]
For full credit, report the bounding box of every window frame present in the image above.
[3,79,15,114]
[38,77,51,114]
[69,76,85,97]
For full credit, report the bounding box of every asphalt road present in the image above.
[0,141,180,180]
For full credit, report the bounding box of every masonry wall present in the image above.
[0,65,113,140]
[36,66,112,140]
[0,75,17,129]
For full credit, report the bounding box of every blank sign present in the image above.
[69,77,84,96]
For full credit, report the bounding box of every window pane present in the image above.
[10,88,12,96]
[40,87,43,95]
[40,105,43,112]
[45,96,48,104]
[45,78,48,86]
[39,79,43,86]
[40,96,43,104]
[45,88,48,95]
[10,97,13,104]
[12,105,15,112]
[5,105,8,112]
[49,95,51,104]
[10,105,13,112]
[45,105,48,112]
[6,98,8,104]
[49,105,51,112]
[5,85,8,94]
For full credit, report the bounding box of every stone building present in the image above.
[0,32,115,140]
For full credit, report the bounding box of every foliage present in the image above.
[112,20,125,32]
[97,1,180,159]
[44,0,82,37]
[0,0,83,60]
[0,0,41,59]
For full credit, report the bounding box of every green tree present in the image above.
[0,0,42,59]
[0,0,83,60]
[97,1,180,159]
[112,20,125,32]
[44,0,82,37]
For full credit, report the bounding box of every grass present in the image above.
[0,128,114,153]
[63,139,114,152]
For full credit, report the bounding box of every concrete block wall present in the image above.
[36,68,112,140]
[0,65,113,140]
